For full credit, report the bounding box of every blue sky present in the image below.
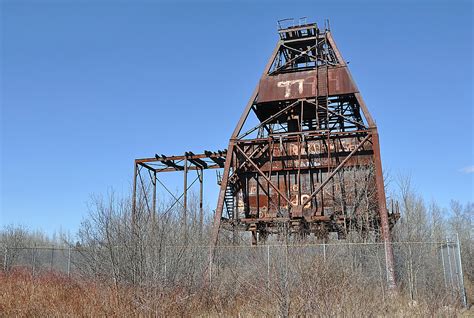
[1,0,472,236]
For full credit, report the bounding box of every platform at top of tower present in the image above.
[278,23,318,40]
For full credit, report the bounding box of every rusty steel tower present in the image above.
[132,19,399,288]
[209,19,398,286]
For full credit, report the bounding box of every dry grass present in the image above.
[1,269,134,316]
[0,268,468,317]
[0,269,227,317]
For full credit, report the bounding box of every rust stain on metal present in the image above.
[258,67,357,103]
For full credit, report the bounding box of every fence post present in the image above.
[455,233,467,308]
[164,246,167,285]
[408,243,414,300]
[440,242,447,289]
[67,247,71,277]
[3,247,7,271]
[50,246,54,271]
[446,237,455,295]
[323,242,326,262]
[209,246,212,285]
[384,241,390,285]
[267,244,270,289]
[31,245,36,276]
[378,243,386,303]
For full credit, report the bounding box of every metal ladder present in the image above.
[217,171,235,220]
[224,185,235,220]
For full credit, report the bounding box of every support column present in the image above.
[183,157,188,241]
[152,171,157,221]
[131,163,139,284]
[251,230,258,246]
[199,168,204,240]
[132,162,138,234]
[210,143,235,250]
[371,128,396,290]
[152,170,157,235]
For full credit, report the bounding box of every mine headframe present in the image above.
[210,21,399,253]
[131,19,399,289]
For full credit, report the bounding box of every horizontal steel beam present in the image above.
[137,162,222,173]
[234,130,370,144]
[136,150,226,164]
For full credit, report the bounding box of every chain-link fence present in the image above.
[2,239,467,307]
[3,246,77,276]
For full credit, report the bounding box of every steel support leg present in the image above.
[183,157,188,241]
[152,171,157,223]
[371,128,396,290]
[251,230,258,246]
[199,168,204,240]
[132,162,138,234]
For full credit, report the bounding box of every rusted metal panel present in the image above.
[245,176,374,218]
[258,67,357,103]
[236,130,377,220]
[242,159,378,220]
[239,136,374,173]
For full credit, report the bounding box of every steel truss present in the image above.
[132,20,399,289]
[132,151,226,241]
[208,21,398,288]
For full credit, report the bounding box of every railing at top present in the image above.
[277,17,309,30]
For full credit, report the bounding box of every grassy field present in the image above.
[1,268,471,317]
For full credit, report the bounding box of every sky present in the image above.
[1,0,473,236]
